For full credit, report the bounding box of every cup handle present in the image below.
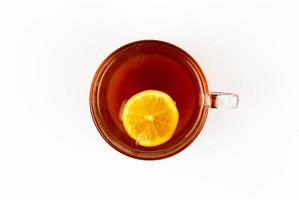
[209,92,239,109]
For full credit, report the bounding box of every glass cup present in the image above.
[90,40,238,160]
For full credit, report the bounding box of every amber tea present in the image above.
[92,41,206,152]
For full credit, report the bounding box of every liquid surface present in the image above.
[98,46,202,150]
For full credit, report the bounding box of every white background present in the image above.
[0,0,298,199]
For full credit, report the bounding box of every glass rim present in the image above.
[90,40,210,160]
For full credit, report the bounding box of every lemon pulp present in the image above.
[121,90,179,147]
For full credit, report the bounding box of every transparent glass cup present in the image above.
[90,40,238,160]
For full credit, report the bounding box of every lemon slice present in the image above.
[121,90,179,147]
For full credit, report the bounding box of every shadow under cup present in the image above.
[90,40,210,160]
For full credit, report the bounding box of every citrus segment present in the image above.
[121,90,179,147]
